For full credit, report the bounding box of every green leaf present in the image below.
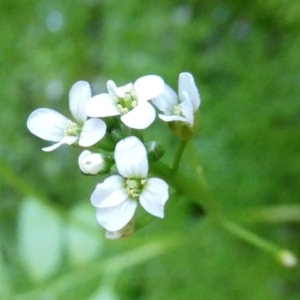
[67,203,104,266]
[18,196,62,281]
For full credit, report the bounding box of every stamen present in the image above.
[125,178,147,199]
[173,105,183,116]
[115,88,138,115]
[65,120,80,136]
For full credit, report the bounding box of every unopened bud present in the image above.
[78,150,107,175]
[277,250,298,268]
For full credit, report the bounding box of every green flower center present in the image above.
[125,178,148,199]
[115,90,137,115]
[64,120,80,136]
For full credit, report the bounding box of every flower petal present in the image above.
[158,114,188,123]
[42,136,78,152]
[91,175,128,208]
[179,72,200,111]
[115,136,148,178]
[78,118,107,147]
[27,108,68,142]
[121,101,156,129]
[139,178,169,218]
[151,84,178,114]
[78,150,92,173]
[95,199,138,231]
[134,75,165,102]
[86,94,120,118]
[107,80,117,98]
[69,81,91,124]
[105,219,135,239]
[180,91,194,126]
[108,80,133,98]
[42,142,64,152]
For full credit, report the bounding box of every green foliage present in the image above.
[1,0,300,299]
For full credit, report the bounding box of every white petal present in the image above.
[158,114,188,123]
[78,118,106,147]
[27,108,68,142]
[62,135,79,145]
[105,219,135,239]
[95,199,138,231]
[42,142,63,152]
[107,80,133,98]
[151,84,178,114]
[107,80,117,98]
[42,136,78,152]
[180,91,194,126]
[69,81,91,124]
[86,94,120,118]
[78,150,92,173]
[115,136,148,178]
[134,75,165,102]
[91,175,128,208]
[139,178,169,218]
[121,102,156,129]
[179,72,200,111]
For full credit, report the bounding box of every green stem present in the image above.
[226,205,300,224]
[172,140,188,173]
[220,219,280,254]
[152,143,289,260]
[151,161,220,217]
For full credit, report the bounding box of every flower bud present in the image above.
[277,250,298,268]
[144,140,165,162]
[78,150,107,175]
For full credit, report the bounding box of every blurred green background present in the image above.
[1,0,300,299]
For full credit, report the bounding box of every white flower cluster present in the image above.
[27,73,201,237]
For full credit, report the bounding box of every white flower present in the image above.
[86,75,165,129]
[90,136,169,231]
[151,72,200,126]
[27,81,107,151]
[78,150,106,175]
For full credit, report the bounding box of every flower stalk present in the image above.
[171,140,188,174]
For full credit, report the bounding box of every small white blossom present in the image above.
[27,81,106,151]
[86,75,165,129]
[91,136,169,231]
[152,72,200,126]
[78,150,106,175]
